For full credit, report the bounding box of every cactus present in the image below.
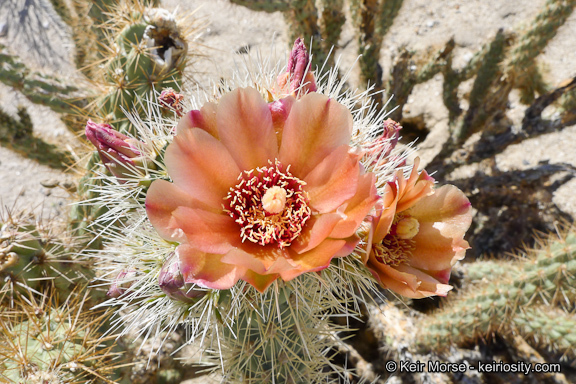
[386,40,454,122]
[0,106,72,169]
[350,0,403,92]
[67,1,190,249]
[0,208,97,304]
[0,44,86,115]
[0,286,122,383]
[220,283,338,383]
[417,223,576,362]
[230,0,345,70]
[91,2,188,133]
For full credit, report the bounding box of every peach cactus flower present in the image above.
[365,158,472,298]
[146,87,379,292]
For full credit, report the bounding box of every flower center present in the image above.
[395,217,419,239]
[373,214,417,266]
[224,160,311,248]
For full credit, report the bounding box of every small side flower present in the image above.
[364,158,473,298]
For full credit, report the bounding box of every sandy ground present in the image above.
[0,0,575,216]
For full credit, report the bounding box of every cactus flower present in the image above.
[85,120,152,182]
[277,38,317,96]
[146,87,379,292]
[365,158,472,298]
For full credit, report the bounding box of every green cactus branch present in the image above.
[0,45,87,115]
[417,224,576,362]
[0,106,71,170]
[387,40,454,122]
[350,0,403,92]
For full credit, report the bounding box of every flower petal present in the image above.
[291,213,342,254]
[409,185,473,234]
[279,92,353,177]
[280,239,347,280]
[172,206,241,254]
[372,183,399,243]
[242,270,279,293]
[216,87,278,170]
[220,245,297,275]
[329,173,380,239]
[303,145,360,213]
[395,158,435,213]
[395,264,453,298]
[146,180,213,242]
[409,221,469,271]
[178,244,246,290]
[176,102,218,137]
[165,128,241,208]
[269,96,295,139]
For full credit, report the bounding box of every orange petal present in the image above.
[291,213,342,254]
[409,185,472,233]
[216,87,278,170]
[269,96,296,143]
[146,180,213,242]
[395,264,453,298]
[372,183,399,243]
[176,102,218,137]
[165,128,241,208]
[278,93,353,178]
[220,245,296,275]
[303,145,360,213]
[330,173,380,239]
[242,270,279,293]
[172,206,241,254]
[178,245,246,290]
[395,158,435,213]
[409,221,465,271]
[281,239,346,280]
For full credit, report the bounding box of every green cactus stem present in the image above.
[418,224,576,359]
[0,286,122,383]
[350,0,403,93]
[0,44,86,115]
[0,209,96,303]
[0,106,71,169]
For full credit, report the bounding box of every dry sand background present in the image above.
[0,0,575,222]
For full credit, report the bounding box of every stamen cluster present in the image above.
[224,160,311,248]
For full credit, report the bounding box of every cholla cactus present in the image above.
[0,286,122,383]
[418,222,576,363]
[83,39,472,382]
[91,2,188,132]
[0,208,95,305]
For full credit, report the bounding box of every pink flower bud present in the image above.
[277,38,317,96]
[85,120,149,182]
[107,270,137,298]
[159,88,184,117]
[366,119,403,167]
[158,254,205,302]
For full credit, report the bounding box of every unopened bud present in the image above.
[277,38,317,96]
[85,120,153,183]
[366,119,403,167]
[107,270,137,298]
[159,254,205,303]
[159,88,184,117]
[158,253,185,294]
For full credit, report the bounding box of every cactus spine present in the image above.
[0,209,96,304]
[0,287,121,383]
